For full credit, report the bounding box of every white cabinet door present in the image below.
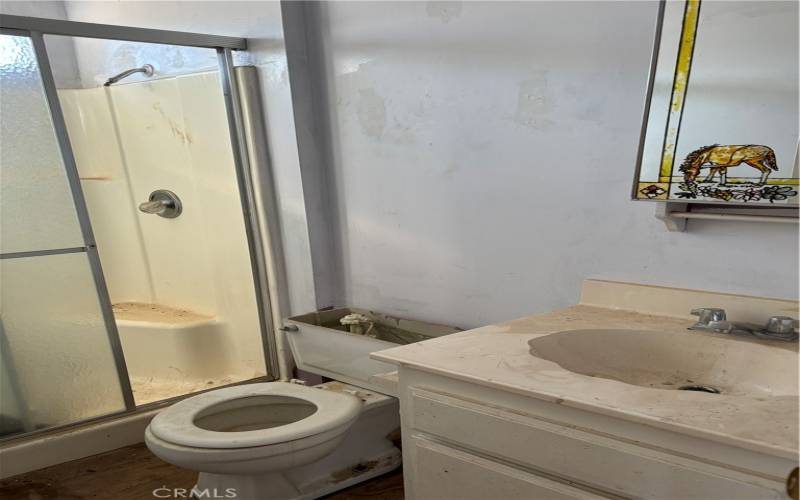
[408,387,784,499]
[410,436,609,500]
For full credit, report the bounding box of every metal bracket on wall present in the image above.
[656,201,800,232]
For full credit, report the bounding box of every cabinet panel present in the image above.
[411,436,605,500]
[409,387,783,499]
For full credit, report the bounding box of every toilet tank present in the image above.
[285,308,461,393]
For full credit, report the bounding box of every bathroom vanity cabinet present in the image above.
[393,369,792,499]
[372,281,799,500]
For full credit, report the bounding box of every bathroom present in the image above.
[0,0,797,499]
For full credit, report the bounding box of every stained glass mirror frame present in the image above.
[633,0,799,206]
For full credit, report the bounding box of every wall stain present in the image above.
[386,116,415,145]
[513,71,554,130]
[164,46,185,69]
[110,45,138,73]
[443,162,459,177]
[426,1,463,23]
[344,62,415,144]
[152,102,193,144]
[357,88,387,139]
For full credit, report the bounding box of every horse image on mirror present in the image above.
[679,145,778,186]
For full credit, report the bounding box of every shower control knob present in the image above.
[139,189,182,218]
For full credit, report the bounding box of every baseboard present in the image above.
[0,408,159,479]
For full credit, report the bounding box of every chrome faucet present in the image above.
[689,308,798,342]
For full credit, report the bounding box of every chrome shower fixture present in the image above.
[103,64,154,86]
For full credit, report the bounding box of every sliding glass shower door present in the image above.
[1,15,278,440]
[45,34,270,405]
[0,33,133,438]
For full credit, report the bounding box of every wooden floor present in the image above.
[0,443,404,500]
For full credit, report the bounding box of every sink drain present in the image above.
[678,385,721,394]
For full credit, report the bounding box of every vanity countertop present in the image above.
[372,303,799,460]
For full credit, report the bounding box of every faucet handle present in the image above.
[765,316,799,336]
[138,189,182,218]
[690,308,727,325]
[138,199,169,214]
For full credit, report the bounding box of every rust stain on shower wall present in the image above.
[152,102,193,144]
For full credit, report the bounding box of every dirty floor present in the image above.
[0,443,404,500]
[129,376,242,406]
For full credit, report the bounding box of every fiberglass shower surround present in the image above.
[0,14,277,440]
[60,68,266,403]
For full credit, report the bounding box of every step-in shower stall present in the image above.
[0,15,278,439]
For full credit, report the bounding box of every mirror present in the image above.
[633,0,798,205]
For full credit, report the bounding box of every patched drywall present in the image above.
[304,1,799,328]
[426,1,463,24]
[357,88,387,139]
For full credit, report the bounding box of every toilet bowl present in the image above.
[145,308,453,499]
[145,382,364,498]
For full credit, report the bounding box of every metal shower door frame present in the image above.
[28,30,137,411]
[0,15,280,436]
[216,49,282,379]
[0,28,136,416]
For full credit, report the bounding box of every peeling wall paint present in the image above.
[513,72,555,130]
[356,88,387,139]
[307,0,798,328]
[426,1,463,24]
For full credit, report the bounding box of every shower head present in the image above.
[103,64,154,86]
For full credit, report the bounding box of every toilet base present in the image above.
[194,383,401,500]
[197,471,300,499]
[195,450,400,500]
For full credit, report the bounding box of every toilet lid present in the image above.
[148,382,362,449]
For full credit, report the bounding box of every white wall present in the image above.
[304,1,799,328]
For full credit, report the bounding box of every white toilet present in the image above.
[143,307,458,500]
[146,380,402,499]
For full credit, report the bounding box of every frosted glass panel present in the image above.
[0,34,84,253]
[0,253,127,437]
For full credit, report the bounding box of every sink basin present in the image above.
[528,329,798,397]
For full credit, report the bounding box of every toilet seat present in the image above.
[148,382,362,449]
